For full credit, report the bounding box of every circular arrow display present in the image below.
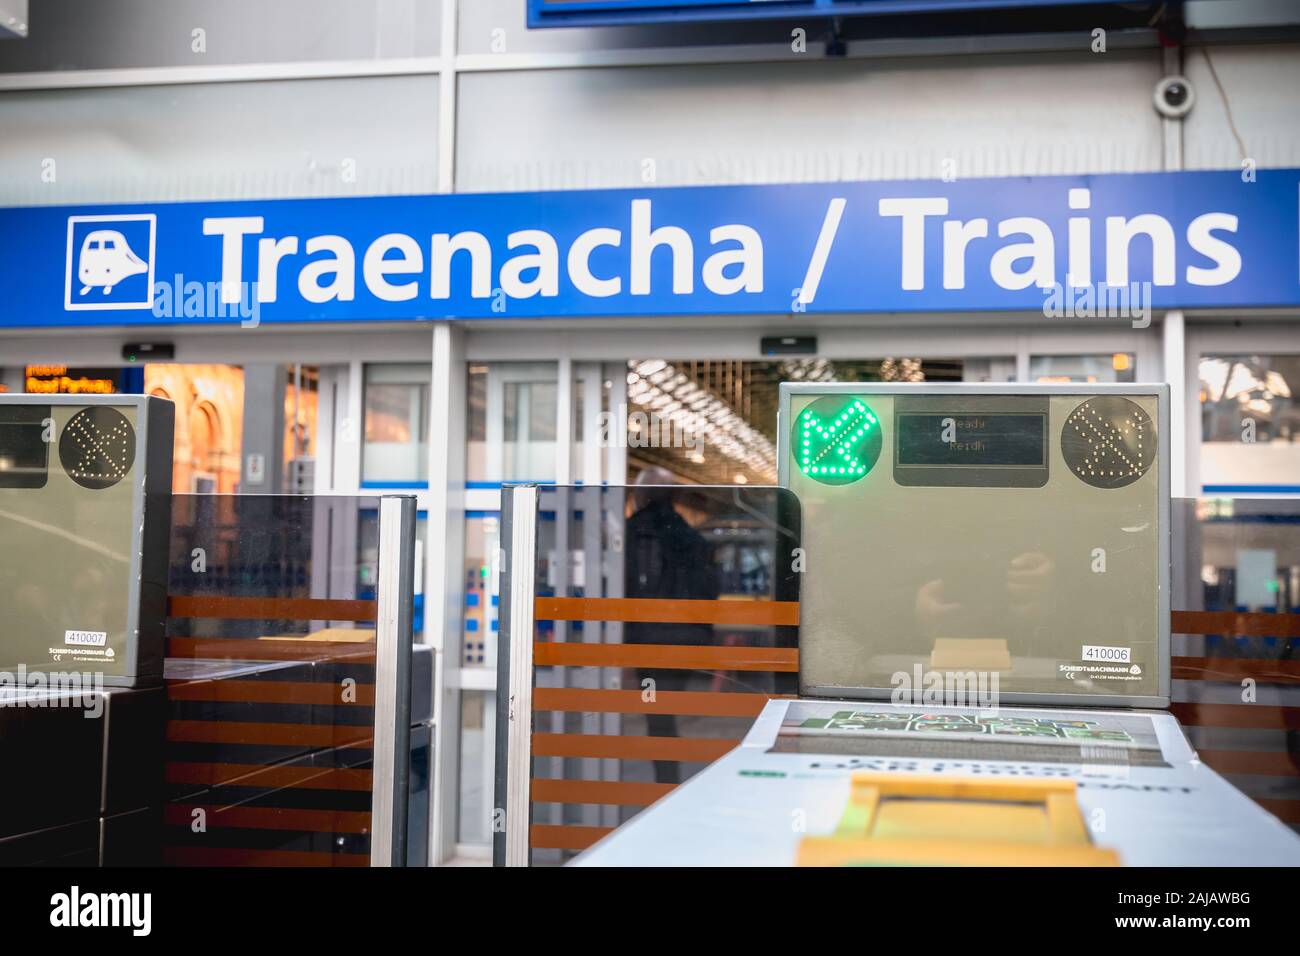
[1060,396,1155,489]
[58,407,135,490]
[793,396,882,486]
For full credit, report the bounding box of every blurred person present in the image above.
[624,467,719,785]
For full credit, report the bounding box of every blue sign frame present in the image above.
[0,168,1296,329]
[528,0,1124,29]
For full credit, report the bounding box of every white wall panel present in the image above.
[0,0,440,72]
[1183,43,1300,171]
[0,75,439,204]
[456,51,1165,192]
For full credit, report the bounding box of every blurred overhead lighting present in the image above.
[627,359,777,483]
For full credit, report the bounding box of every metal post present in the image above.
[1163,310,1187,497]
[371,494,416,867]
[239,364,288,493]
[427,323,467,864]
[494,484,538,867]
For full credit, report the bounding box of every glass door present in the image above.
[485,362,559,483]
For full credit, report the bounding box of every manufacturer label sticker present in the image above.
[64,630,107,647]
[1081,644,1132,663]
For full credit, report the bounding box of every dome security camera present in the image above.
[1154,76,1195,119]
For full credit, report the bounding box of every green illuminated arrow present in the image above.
[793,396,882,486]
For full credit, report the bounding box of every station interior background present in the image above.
[4,351,1296,850]
[9,352,1292,496]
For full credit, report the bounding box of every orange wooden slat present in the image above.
[168,595,377,621]
[166,720,373,748]
[1198,749,1300,777]
[162,847,369,867]
[531,779,676,806]
[1172,610,1300,639]
[535,642,798,672]
[533,732,737,762]
[166,637,376,663]
[1172,657,1300,684]
[165,762,373,791]
[1254,798,1300,824]
[530,824,613,851]
[164,804,372,834]
[1170,702,1300,730]
[535,596,799,626]
[166,679,375,706]
[533,687,775,717]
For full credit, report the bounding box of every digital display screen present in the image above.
[897,413,1046,467]
[0,404,50,489]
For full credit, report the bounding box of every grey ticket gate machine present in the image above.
[785,383,1167,706]
[0,394,174,686]
[0,394,174,865]
[574,384,1300,866]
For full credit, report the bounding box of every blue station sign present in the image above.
[0,168,1296,329]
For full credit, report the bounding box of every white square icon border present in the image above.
[64,213,157,311]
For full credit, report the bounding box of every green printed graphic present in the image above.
[797,710,1136,744]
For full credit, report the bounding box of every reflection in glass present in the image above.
[164,495,380,866]
[520,484,800,863]
[363,363,429,484]
[459,689,491,846]
[1030,353,1137,384]
[467,362,559,483]
[503,380,557,480]
[623,358,967,487]
[625,476,722,785]
[1199,354,1299,491]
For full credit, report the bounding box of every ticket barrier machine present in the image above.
[574,384,1300,866]
[0,395,173,864]
[0,395,436,868]
[0,395,428,866]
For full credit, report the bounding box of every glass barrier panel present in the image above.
[164,494,428,866]
[505,486,1300,866]
[526,484,801,865]
[1171,496,1300,832]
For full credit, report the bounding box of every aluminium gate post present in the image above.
[494,484,539,866]
[371,494,417,866]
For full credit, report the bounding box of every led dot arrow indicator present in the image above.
[793,395,882,486]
